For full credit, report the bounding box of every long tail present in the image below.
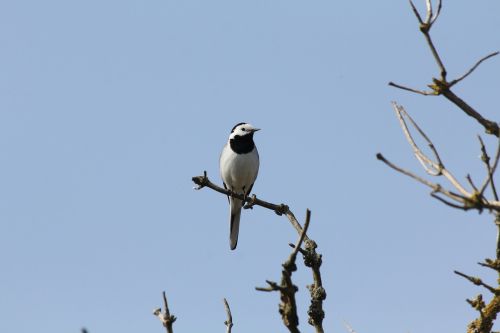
[229,197,242,250]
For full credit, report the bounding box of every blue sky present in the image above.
[1,1,499,332]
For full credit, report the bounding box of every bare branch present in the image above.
[449,51,499,87]
[257,268,300,333]
[454,271,498,295]
[391,2,500,137]
[409,0,424,24]
[393,102,443,176]
[424,0,433,24]
[193,172,310,239]
[255,211,312,333]
[466,295,500,333]
[255,280,282,292]
[443,90,499,137]
[392,102,471,196]
[223,298,233,333]
[388,81,435,95]
[466,174,479,193]
[430,0,442,24]
[389,2,500,332]
[496,214,500,265]
[286,210,311,267]
[376,153,467,203]
[304,240,326,333]
[478,136,500,200]
[431,192,470,211]
[478,258,500,272]
[153,292,177,333]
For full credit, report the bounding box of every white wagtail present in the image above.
[219,122,260,250]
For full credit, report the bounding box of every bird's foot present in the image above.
[244,194,257,210]
[274,204,289,216]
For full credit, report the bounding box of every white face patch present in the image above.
[229,123,257,139]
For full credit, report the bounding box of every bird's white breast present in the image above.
[220,144,259,194]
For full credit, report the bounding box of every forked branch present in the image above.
[386,2,500,332]
[378,103,500,212]
[389,0,499,137]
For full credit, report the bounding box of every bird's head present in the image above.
[229,122,260,140]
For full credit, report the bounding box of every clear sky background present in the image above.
[1,1,499,332]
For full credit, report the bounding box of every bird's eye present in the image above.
[241,128,246,132]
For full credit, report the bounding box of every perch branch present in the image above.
[193,172,309,239]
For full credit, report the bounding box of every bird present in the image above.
[219,122,260,250]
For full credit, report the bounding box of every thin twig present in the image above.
[223,298,233,333]
[496,214,500,266]
[430,0,442,24]
[409,0,424,24]
[454,270,498,295]
[393,102,443,176]
[478,136,500,200]
[393,102,471,196]
[449,51,500,87]
[466,174,479,193]
[255,280,282,292]
[478,258,500,272]
[376,153,467,202]
[388,82,435,95]
[431,192,470,211]
[408,0,447,77]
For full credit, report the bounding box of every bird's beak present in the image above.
[251,128,260,133]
